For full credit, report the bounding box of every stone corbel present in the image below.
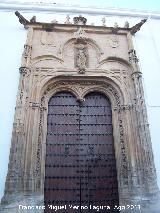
[19,66,31,77]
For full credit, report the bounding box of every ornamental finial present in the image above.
[73,15,87,25]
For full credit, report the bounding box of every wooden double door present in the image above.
[44,91,119,212]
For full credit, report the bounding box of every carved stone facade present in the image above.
[0,13,160,213]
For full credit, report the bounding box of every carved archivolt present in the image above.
[33,77,129,193]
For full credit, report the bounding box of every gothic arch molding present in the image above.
[39,76,126,105]
[34,76,131,206]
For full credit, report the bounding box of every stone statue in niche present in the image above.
[75,43,88,74]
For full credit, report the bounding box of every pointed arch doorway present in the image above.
[44,91,119,212]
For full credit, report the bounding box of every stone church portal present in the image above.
[0,12,160,213]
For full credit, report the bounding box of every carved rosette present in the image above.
[19,66,31,77]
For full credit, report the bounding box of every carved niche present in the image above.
[74,27,89,73]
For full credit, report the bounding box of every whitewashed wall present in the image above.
[0,9,160,201]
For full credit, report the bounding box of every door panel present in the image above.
[44,92,119,213]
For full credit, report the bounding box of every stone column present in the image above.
[127,32,160,212]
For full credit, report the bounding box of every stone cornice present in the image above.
[15,11,147,35]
